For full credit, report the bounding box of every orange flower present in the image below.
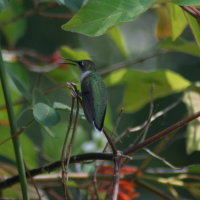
[97,165,141,200]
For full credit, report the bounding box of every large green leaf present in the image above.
[55,0,85,10]
[105,69,191,112]
[33,103,60,126]
[0,0,8,10]
[160,37,200,57]
[183,88,200,154]
[168,3,187,40]
[62,0,156,36]
[107,26,128,57]
[172,0,200,5]
[185,12,200,48]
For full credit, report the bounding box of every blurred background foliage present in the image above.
[0,0,200,199]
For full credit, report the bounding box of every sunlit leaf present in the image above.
[60,46,91,60]
[155,5,172,40]
[33,103,60,126]
[107,26,128,57]
[168,3,187,40]
[160,37,200,57]
[62,0,156,36]
[105,69,191,112]
[183,88,200,154]
[185,12,200,48]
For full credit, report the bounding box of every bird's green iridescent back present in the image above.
[81,71,107,130]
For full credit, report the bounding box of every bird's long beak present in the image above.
[62,58,79,66]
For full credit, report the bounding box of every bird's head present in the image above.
[64,59,96,73]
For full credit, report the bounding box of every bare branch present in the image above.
[124,111,200,155]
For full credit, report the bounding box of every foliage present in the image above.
[0,0,200,199]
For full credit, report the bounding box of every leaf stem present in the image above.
[0,46,29,199]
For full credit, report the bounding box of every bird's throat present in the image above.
[81,70,92,81]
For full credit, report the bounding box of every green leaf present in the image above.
[160,37,200,57]
[185,12,200,48]
[183,88,200,154]
[61,46,91,60]
[53,102,85,119]
[6,62,31,101]
[0,0,8,10]
[55,0,85,10]
[33,103,60,126]
[107,26,128,57]
[53,101,71,110]
[62,0,156,36]
[0,0,26,45]
[105,69,191,112]
[172,0,200,5]
[168,3,187,40]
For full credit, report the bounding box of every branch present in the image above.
[99,51,169,75]
[0,153,114,189]
[181,6,200,23]
[124,111,200,155]
[0,2,72,29]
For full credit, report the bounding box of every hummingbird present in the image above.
[65,59,107,131]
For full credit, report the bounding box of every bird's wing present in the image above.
[81,72,107,131]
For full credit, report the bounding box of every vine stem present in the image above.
[0,46,29,198]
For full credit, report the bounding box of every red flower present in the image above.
[49,50,68,69]
[97,165,141,200]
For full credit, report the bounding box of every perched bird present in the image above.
[65,59,107,131]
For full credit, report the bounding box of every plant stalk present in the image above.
[0,45,29,199]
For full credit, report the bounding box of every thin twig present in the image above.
[99,51,170,75]
[124,111,200,155]
[111,155,121,200]
[25,164,42,200]
[61,97,75,200]
[135,179,174,200]
[130,84,155,147]
[115,97,182,144]
[102,129,118,154]
[63,98,79,199]
[144,148,181,170]
[0,120,34,146]
[181,6,200,23]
